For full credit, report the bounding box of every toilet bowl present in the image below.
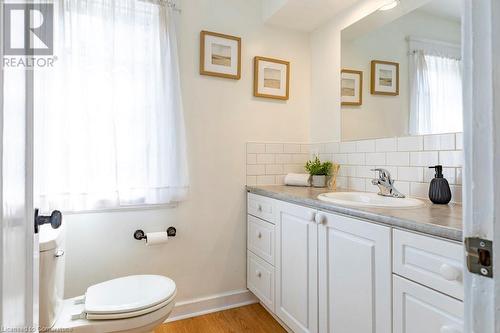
[39,225,176,333]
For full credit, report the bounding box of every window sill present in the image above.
[61,202,178,215]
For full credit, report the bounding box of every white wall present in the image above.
[63,0,311,301]
[341,11,461,141]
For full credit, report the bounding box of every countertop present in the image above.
[247,185,463,242]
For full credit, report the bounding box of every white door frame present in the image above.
[462,0,500,332]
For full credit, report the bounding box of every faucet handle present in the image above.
[371,168,393,183]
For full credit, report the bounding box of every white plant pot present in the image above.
[312,175,327,188]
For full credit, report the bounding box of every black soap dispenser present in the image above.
[428,165,452,204]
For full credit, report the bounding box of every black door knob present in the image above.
[34,209,62,233]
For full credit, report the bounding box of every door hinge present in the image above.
[465,237,493,278]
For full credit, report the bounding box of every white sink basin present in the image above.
[317,192,425,208]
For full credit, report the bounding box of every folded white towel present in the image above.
[284,173,311,187]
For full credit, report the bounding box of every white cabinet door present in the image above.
[318,212,392,333]
[275,201,318,333]
[393,275,463,333]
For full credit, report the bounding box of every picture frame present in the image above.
[370,60,399,95]
[200,30,241,80]
[341,69,363,106]
[253,56,290,100]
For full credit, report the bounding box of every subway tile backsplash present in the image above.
[246,132,463,203]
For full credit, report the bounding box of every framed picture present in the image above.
[370,60,399,95]
[200,30,241,80]
[253,56,290,100]
[341,69,363,106]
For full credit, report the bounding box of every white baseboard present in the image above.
[166,289,259,322]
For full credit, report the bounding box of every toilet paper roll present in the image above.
[145,232,169,246]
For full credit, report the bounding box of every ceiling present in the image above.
[263,0,361,32]
[417,0,462,22]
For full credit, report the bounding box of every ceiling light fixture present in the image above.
[379,0,399,11]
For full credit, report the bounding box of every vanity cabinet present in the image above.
[247,193,464,333]
[317,211,391,333]
[275,201,318,333]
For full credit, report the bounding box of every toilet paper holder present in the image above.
[134,227,177,241]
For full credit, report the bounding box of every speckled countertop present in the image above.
[247,185,463,242]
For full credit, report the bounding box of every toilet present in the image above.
[39,224,176,333]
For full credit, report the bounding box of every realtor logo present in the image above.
[3,3,53,56]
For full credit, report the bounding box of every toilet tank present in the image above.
[39,224,66,330]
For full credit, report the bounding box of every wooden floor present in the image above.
[155,304,287,333]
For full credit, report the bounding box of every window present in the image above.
[34,0,188,212]
[408,38,463,135]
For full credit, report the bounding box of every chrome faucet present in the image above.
[371,168,405,198]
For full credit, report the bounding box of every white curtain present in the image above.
[409,47,463,135]
[35,0,188,212]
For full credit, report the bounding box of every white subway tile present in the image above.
[333,153,349,164]
[366,152,386,165]
[339,165,356,177]
[439,151,463,167]
[336,176,347,189]
[266,164,284,175]
[394,181,410,196]
[283,164,305,174]
[424,134,456,151]
[247,143,266,153]
[257,175,276,185]
[301,144,311,154]
[386,152,410,166]
[292,154,309,164]
[450,185,462,203]
[410,182,430,199]
[283,143,302,153]
[340,141,357,153]
[319,153,333,162]
[348,177,366,191]
[325,142,340,153]
[456,168,462,185]
[375,138,397,152]
[265,143,283,153]
[310,144,322,156]
[365,179,379,193]
[246,176,257,186]
[275,154,292,164]
[410,151,438,167]
[348,153,365,165]
[247,164,265,176]
[424,167,456,184]
[356,166,376,178]
[455,133,463,150]
[397,167,424,182]
[257,153,275,164]
[247,154,257,165]
[275,175,286,185]
[398,136,423,151]
[356,140,376,153]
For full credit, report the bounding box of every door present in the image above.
[393,275,463,333]
[462,1,500,332]
[318,211,391,333]
[0,3,37,329]
[275,201,318,333]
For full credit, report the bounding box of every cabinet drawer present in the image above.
[248,193,276,224]
[393,229,463,300]
[247,251,274,311]
[393,275,463,333]
[248,215,275,265]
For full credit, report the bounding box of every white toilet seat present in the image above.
[50,275,177,333]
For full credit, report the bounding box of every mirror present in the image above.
[341,0,462,141]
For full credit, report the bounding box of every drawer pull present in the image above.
[256,270,262,278]
[257,204,263,211]
[315,213,326,225]
[308,211,316,222]
[257,232,262,239]
[439,264,460,281]
[440,325,461,333]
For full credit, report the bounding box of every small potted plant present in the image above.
[305,156,332,188]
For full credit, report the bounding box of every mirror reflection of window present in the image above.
[341,0,462,141]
